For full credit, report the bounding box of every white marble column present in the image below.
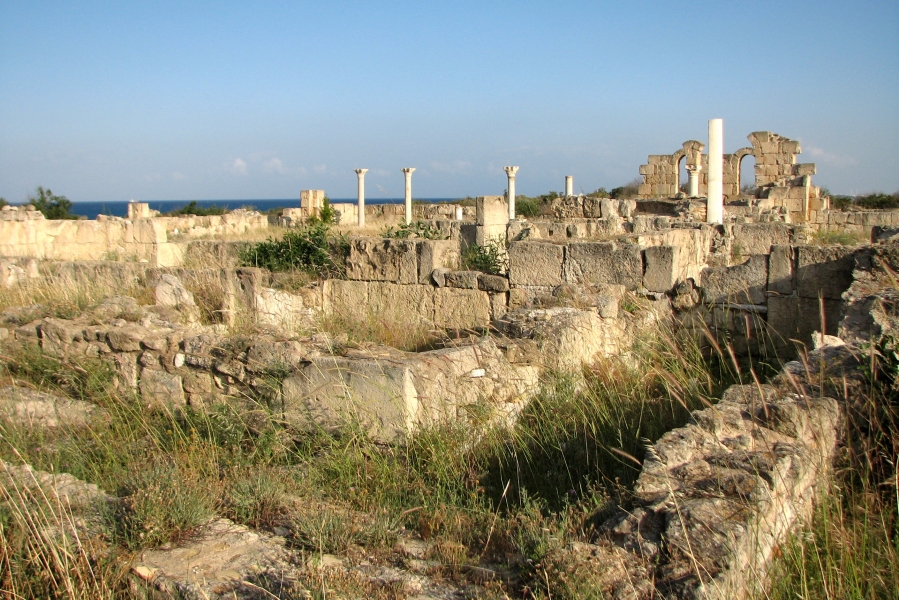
[707,119,723,224]
[685,164,702,198]
[504,166,519,220]
[355,169,368,227]
[565,175,573,197]
[401,168,415,225]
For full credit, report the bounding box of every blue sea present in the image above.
[67,198,459,220]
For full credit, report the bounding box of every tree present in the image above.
[28,187,76,219]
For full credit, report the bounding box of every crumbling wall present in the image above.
[636,132,824,222]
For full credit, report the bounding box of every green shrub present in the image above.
[164,201,228,216]
[223,466,288,528]
[461,238,508,275]
[238,221,347,275]
[856,192,899,210]
[515,196,542,218]
[116,462,218,549]
[28,187,76,220]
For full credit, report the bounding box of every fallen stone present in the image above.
[132,518,303,600]
[0,386,102,428]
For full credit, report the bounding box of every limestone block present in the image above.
[39,318,85,357]
[796,246,856,300]
[444,270,480,289]
[255,288,316,331]
[477,273,510,293]
[283,356,417,442]
[476,196,508,227]
[321,279,368,315]
[732,223,793,256]
[643,246,680,293]
[346,238,418,284]
[564,242,643,290]
[433,287,491,329]
[417,240,459,284]
[494,307,629,369]
[367,282,436,327]
[768,245,794,295]
[794,163,816,176]
[508,242,564,287]
[701,255,768,305]
[107,325,148,352]
[600,198,620,219]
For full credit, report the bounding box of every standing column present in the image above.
[565,175,573,197]
[504,166,519,220]
[355,169,368,227]
[685,164,702,198]
[707,119,723,224]
[402,168,416,225]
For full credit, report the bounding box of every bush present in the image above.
[461,238,508,275]
[515,196,543,218]
[238,221,347,276]
[28,187,76,220]
[164,201,228,216]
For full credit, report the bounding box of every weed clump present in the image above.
[462,238,508,275]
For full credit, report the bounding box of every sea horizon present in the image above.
[16,198,463,220]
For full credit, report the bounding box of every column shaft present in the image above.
[707,119,723,224]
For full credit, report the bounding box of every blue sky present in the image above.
[1,1,897,202]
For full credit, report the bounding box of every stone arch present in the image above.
[672,148,686,192]
[733,148,756,196]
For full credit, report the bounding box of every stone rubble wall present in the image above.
[0,208,268,267]
[579,377,842,599]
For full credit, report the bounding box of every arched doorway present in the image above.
[737,151,757,197]
[678,154,688,194]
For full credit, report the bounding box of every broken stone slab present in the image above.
[154,274,196,308]
[494,307,631,370]
[131,517,303,600]
[600,383,840,599]
[281,339,537,442]
[0,460,117,540]
[701,254,768,305]
[0,386,103,428]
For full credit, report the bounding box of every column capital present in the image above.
[354,168,368,176]
[504,166,519,177]
[685,164,702,173]
[401,167,416,175]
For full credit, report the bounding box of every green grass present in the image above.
[0,317,748,597]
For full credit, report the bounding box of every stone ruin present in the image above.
[637,130,826,224]
[0,129,896,597]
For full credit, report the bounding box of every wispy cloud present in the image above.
[429,160,472,175]
[172,171,187,181]
[263,157,285,174]
[313,164,327,174]
[230,157,248,176]
[806,145,857,167]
